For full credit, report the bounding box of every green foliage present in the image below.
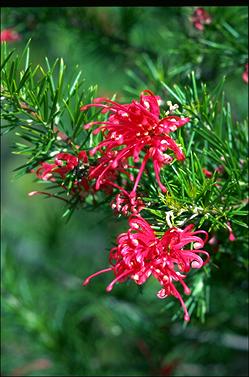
[1,41,96,166]
[1,42,108,217]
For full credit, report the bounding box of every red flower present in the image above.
[36,152,79,180]
[83,215,209,322]
[34,150,93,199]
[36,161,57,181]
[88,151,134,192]
[1,28,21,42]
[81,90,189,197]
[111,192,145,216]
[242,63,248,84]
[191,8,212,31]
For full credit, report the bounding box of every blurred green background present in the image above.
[1,6,248,376]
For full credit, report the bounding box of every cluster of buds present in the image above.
[83,215,210,322]
[191,8,212,31]
[111,192,145,216]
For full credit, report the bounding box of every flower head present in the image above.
[36,152,80,180]
[191,8,212,31]
[83,215,209,321]
[81,90,189,196]
[1,28,21,42]
[34,150,93,199]
[88,151,134,192]
[111,192,145,216]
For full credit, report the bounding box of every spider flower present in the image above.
[111,191,145,216]
[83,215,209,321]
[81,90,189,196]
[88,151,134,192]
[36,152,81,180]
[34,150,93,197]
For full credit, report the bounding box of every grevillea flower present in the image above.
[83,215,209,321]
[242,63,248,84]
[0,28,21,42]
[36,152,80,180]
[88,151,134,193]
[81,90,189,197]
[36,161,57,181]
[111,192,145,216]
[34,150,93,198]
[191,8,212,31]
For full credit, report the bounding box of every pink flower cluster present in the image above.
[81,90,189,205]
[1,28,21,42]
[83,215,209,321]
[34,90,189,215]
[111,192,145,216]
[33,151,93,199]
[191,8,212,31]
